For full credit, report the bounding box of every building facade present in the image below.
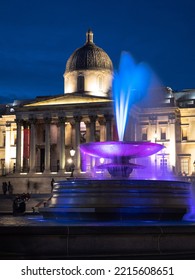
[0,30,195,189]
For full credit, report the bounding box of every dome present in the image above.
[65,29,113,73]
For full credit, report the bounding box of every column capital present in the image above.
[29,118,37,125]
[58,116,67,124]
[44,117,52,124]
[89,115,97,123]
[15,118,23,125]
[22,120,30,128]
[104,114,113,122]
[74,115,82,123]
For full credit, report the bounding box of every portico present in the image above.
[14,94,114,175]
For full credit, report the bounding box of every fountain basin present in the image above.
[40,179,191,221]
[80,141,163,158]
[80,141,164,177]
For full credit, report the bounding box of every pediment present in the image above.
[24,94,111,107]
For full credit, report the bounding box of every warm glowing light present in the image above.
[70,147,75,157]
[67,158,73,164]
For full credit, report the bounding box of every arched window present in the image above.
[77,75,84,92]
[98,75,103,90]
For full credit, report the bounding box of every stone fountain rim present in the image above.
[80,140,164,158]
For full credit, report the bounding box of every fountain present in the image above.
[0,44,194,261]
[40,52,192,222]
[1,52,195,260]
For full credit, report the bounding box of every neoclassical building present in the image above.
[0,29,195,189]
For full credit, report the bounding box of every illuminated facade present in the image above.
[0,30,195,186]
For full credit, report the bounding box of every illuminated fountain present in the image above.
[80,52,165,178]
[40,52,192,222]
[80,141,163,178]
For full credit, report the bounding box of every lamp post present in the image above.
[70,147,76,157]
[69,147,75,177]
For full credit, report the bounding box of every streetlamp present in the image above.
[69,147,75,177]
[70,147,76,157]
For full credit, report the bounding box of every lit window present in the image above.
[98,76,103,90]
[180,158,189,175]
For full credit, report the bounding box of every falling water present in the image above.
[112,51,162,141]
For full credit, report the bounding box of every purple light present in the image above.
[80,141,163,159]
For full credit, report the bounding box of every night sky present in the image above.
[0,0,194,103]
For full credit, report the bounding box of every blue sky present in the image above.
[0,0,194,103]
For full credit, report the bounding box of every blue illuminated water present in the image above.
[112,51,161,141]
[0,215,195,227]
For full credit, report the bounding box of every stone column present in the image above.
[105,114,112,141]
[98,117,106,142]
[169,114,176,173]
[74,116,82,172]
[44,117,51,173]
[84,120,91,143]
[5,123,11,173]
[89,115,97,171]
[58,116,66,172]
[15,119,22,173]
[29,118,37,173]
[89,115,97,142]
[83,119,91,172]
[22,121,30,172]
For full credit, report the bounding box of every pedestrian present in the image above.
[51,178,55,192]
[8,181,13,195]
[27,180,30,192]
[2,182,8,195]
[70,163,75,177]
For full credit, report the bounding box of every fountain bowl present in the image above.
[80,141,164,177]
[80,141,164,158]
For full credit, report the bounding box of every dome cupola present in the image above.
[65,29,113,73]
[64,30,113,97]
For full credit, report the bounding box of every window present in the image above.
[77,75,84,92]
[160,127,166,140]
[98,76,103,90]
[182,127,188,141]
[141,127,147,141]
[180,158,189,175]
[160,158,168,171]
